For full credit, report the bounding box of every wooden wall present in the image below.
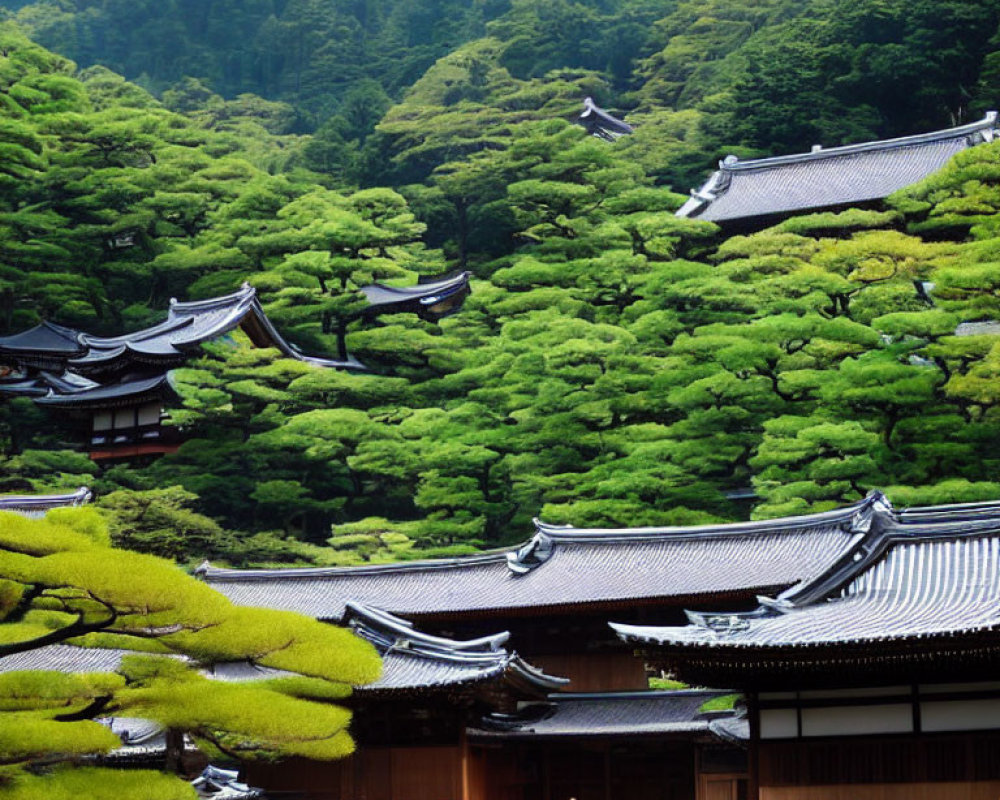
[245,745,463,800]
[759,733,1000,786]
[530,652,649,691]
[761,782,1000,800]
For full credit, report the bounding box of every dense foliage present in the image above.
[0,507,380,795]
[1,0,1000,568]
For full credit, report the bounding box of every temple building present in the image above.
[196,495,904,800]
[0,275,470,461]
[677,112,1000,229]
[614,493,1000,799]
[14,489,1000,798]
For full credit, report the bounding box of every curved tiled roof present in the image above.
[0,321,86,357]
[211,602,565,696]
[613,497,1000,653]
[359,271,471,312]
[677,113,999,224]
[199,496,883,619]
[71,284,363,371]
[33,373,174,408]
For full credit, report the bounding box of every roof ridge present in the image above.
[200,494,886,582]
[533,493,879,541]
[0,487,92,510]
[345,601,511,657]
[197,548,513,581]
[551,689,731,700]
[168,282,257,314]
[721,112,998,173]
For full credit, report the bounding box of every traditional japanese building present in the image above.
[196,496,907,799]
[677,112,1000,229]
[22,491,1000,799]
[0,274,470,461]
[614,493,1000,799]
[199,495,880,693]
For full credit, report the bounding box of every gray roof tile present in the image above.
[200,497,881,619]
[71,284,361,371]
[677,113,999,223]
[0,644,129,673]
[0,487,92,517]
[613,497,1000,650]
[212,603,565,695]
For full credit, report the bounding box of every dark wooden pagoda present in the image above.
[676,112,1000,230]
[0,275,470,461]
[615,493,1000,800]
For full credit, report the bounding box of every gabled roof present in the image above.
[33,372,174,409]
[210,602,566,697]
[677,113,1000,224]
[0,487,92,516]
[198,496,882,620]
[578,97,634,141]
[612,494,1000,687]
[469,689,743,740]
[71,283,362,372]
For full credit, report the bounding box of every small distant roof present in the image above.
[578,97,634,141]
[197,495,884,620]
[0,487,92,517]
[0,284,368,408]
[469,689,742,740]
[359,271,471,321]
[613,494,1000,687]
[677,112,1000,224]
[1,285,364,385]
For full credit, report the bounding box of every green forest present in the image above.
[2,0,1000,573]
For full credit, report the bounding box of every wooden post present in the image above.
[748,692,761,800]
[603,746,612,800]
[460,728,471,800]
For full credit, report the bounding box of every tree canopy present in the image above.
[0,507,380,796]
[1,5,1000,557]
